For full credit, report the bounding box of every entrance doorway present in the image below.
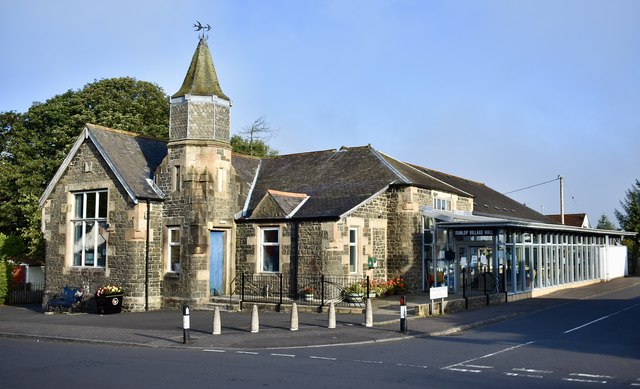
[209,231,224,296]
[457,245,494,294]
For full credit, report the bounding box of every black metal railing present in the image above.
[237,273,369,310]
[7,282,44,304]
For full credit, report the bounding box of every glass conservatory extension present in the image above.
[422,215,632,297]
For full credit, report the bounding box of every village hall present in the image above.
[39,36,631,311]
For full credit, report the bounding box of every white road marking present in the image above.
[464,364,493,369]
[564,304,639,334]
[354,359,383,364]
[270,353,295,358]
[442,341,535,372]
[512,368,553,374]
[562,378,607,384]
[235,351,259,355]
[447,367,482,373]
[396,363,428,369]
[504,372,544,379]
[570,373,614,379]
[309,356,337,361]
[203,349,225,353]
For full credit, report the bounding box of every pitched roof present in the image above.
[252,190,310,219]
[87,124,167,200]
[411,165,557,224]
[172,38,229,100]
[547,213,590,228]
[39,124,167,206]
[242,146,399,219]
[231,153,261,212]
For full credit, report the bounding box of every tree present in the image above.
[0,77,169,259]
[231,135,278,158]
[596,214,616,230]
[232,116,278,157]
[614,179,640,274]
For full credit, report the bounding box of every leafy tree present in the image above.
[614,179,640,273]
[0,77,169,259]
[596,214,616,230]
[232,116,278,157]
[231,135,278,157]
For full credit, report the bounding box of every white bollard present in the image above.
[290,303,299,331]
[365,298,373,327]
[212,306,221,335]
[328,301,336,329]
[251,304,259,333]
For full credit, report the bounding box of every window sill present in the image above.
[164,272,180,279]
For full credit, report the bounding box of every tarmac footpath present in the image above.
[0,276,637,350]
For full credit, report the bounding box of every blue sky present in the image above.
[1,0,638,227]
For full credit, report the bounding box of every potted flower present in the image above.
[95,285,124,314]
[343,282,366,303]
[301,286,315,301]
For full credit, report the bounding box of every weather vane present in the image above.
[193,21,211,39]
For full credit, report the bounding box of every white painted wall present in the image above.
[600,246,628,280]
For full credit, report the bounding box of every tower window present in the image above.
[173,165,181,191]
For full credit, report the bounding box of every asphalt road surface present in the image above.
[2,283,639,388]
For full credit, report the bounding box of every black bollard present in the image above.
[400,296,407,334]
[182,304,190,344]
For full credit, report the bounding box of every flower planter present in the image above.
[96,294,123,314]
[345,293,363,303]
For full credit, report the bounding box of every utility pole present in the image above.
[559,176,565,225]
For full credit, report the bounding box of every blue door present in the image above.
[209,231,224,296]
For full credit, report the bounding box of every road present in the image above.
[1,283,639,388]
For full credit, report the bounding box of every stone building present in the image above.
[39,37,633,311]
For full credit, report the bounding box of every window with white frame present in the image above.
[349,228,358,273]
[261,227,280,272]
[434,197,451,211]
[72,190,108,267]
[168,227,181,273]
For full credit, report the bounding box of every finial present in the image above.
[193,21,211,39]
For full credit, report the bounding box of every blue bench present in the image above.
[46,286,84,313]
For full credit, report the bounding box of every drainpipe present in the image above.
[421,216,425,292]
[145,199,151,311]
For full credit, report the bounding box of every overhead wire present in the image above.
[502,176,561,195]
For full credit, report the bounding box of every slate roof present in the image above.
[410,165,558,224]
[39,124,167,206]
[241,144,555,223]
[87,124,167,200]
[267,190,309,217]
[172,38,229,100]
[242,146,399,219]
[231,153,261,211]
[42,124,557,225]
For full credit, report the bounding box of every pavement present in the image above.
[1,276,638,350]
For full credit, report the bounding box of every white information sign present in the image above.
[429,286,448,300]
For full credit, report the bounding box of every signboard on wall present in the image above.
[454,229,494,237]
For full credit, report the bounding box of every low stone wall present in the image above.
[415,293,506,317]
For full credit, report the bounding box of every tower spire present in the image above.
[172,33,229,100]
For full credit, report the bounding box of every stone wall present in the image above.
[235,222,292,277]
[41,140,163,312]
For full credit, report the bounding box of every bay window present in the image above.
[72,190,108,267]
